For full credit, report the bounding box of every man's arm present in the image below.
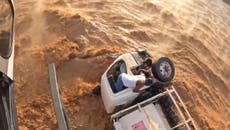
[133,80,144,93]
[138,68,153,78]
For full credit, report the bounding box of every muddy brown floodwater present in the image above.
[14,0,229,130]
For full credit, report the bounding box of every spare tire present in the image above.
[153,57,175,82]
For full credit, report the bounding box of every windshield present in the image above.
[0,0,13,58]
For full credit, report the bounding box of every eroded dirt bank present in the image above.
[14,0,230,129]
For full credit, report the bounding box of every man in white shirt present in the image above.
[115,73,153,93]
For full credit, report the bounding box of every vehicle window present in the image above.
[120,62,126,73]
[106,60,127,93]
[0,0,13,58]
[107,60,127,78]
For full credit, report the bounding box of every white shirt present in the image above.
[121,73,146,88]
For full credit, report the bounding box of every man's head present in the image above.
[144,78,153,86]
[113,66,120,77]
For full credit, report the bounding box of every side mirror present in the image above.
[136,49,152,59]
[0,0,14,59]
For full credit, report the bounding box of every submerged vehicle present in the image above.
[0,0,18,129]
[99,50,198,130]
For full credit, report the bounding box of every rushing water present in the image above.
[14,0,230,129]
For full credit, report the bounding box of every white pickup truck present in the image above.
[99,50,198,130]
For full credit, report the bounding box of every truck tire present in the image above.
[153,57,175,82]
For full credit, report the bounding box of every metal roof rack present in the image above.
[111,85,197,130]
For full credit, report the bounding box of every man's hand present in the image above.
[133,80,145,93]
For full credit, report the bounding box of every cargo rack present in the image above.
[111,85,198,130]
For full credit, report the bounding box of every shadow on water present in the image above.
[223,0,230,6]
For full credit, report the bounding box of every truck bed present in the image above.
[114,103,171,130]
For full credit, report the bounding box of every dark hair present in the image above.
[145,78,153,85]
[115,65,120,72]
[143,58,152,67]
